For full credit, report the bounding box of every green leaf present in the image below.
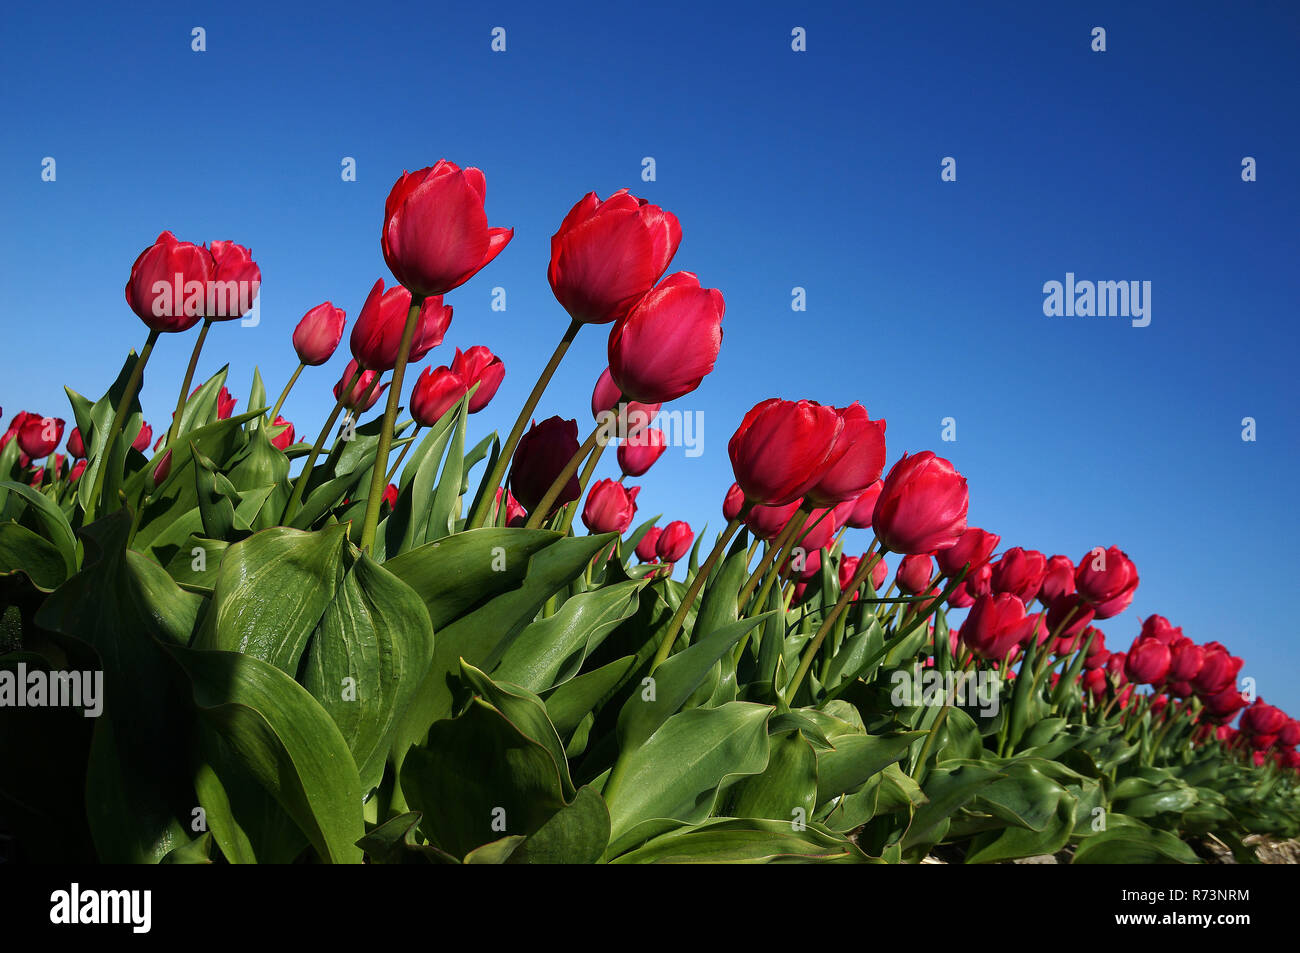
[727,728,819,822]
[543,656,637,739]
[1072,825,1202,864]
[509,785,610,864]
[609,817,870,864]
[815,731,925,805]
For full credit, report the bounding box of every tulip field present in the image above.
[1,164,1297,866]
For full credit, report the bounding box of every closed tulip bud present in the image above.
[334,359,388,412]
[870,556,889,592]
[1038,554,1076,604]
[795,548,823,582]
[745,498,803,541]
[492,487,528,528]
[618,427,668,477]
[450,346,504,412]
[872,451,969,555]
[804,403,887,506]
[895,554,933,595]
[582,479,640,535]
[206,240,261,320]
[382,160,512,297]
[845,481,883,529]
[1083,668,1109,698]
[1124,637,1171,685]
[608,272,724,404]
[510,417,581,517]
[729,399,845,506]
[1191,641,1243,695]
[799,501,852,555]
[270,416,295,450]
[1106,650,1127,682]
[723,482,746,521]
[1240,699,1288,737]
[591,366,660,436]
[967,562,993,598]
[17,414,64,459]
[548,189,681,325]
[635,526,662,563]
[1012,611,1051,648]
[66,427,86,459]
[70,459,87,482]
[350,279,454,372]
[1278,719,1300,747]
[935,527,1001,578]
[947,582,975,609]
[1083,630,1109,668]
[1046,594,1094,642]
[131,422,153,453]
[1202,686,1249,720]
[293,302,346,365]
[151,449,172,486]
[1075,546,1139,618]
[1166,636,1204,682]
[29,468,45,488]
[125,231,215,333]
[656,520,694,563]
[838,555,861,591]
[961,593,1027,661]
[216,387,238,420]
[1139,614,1181,644]
[383,483,399,508]
[990,548,1048,604]
[410,366,468,427]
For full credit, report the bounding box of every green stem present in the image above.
[84,329,160,522]
[359,298,424,552]
[747,506,811,621]
[165,318,213,449]
[560,441,607,536]
[650,516,745,670]
[269,361,305,423]
[385,425,421,484]
[282,366,359,522]
[736,513,802,610]
[468,318,582,529]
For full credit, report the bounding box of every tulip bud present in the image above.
[492,487,528,528]
[217,387,237,420]
[1240,699,1288,737]
[151,449,173,486]
[656,520,694,563]
[382,160,513,297]
[66,427,86,459]
[1038,554,1076,604]
[895,554,933,595]
[935,527,1000,578]
[450,346,505,413]
[383,484,399,508]
[617,427,668,477]
[270,416,295,450]
[1046,594,1094,642]
[804,403,887,506]
[125,231,214,333]
[17,415,65,459]
[591,366,660,437]
[1191,641,1243,695]
[206,240,261,320]
[845,481,883,529]
[410,366,468,427]
[1166,635,1204,682]
[293,302,346,365]
[1075,546,1139,619]
[635,526,662,563]
[582,479,640,535]
[607,272,724,404]
[961,593,1027,661]
[723,482,746,521]
[990,548,1048,604]
[131,422,153,453]
[70,459,87,482]
[1140,615,1181,644]
[872,451,969,555]
[1124,637,1171,685]
[744,498,803,541]
[509,416,581,517]
[729,399,844,506]
[334,359,388,412]
[548,189,681,325]
[838,555,861,592]
[350,279,453,372]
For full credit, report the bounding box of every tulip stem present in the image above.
[650,515,745,671]
[522,422,604,530]
[83,329,160,522]
[468,318,582,529]
[165,318,213,450]
[559,441,607,536]
[747,505,812,620]
[282,366,359,523]
[385,426,421,483]
[784,538,883,704]
[736,510,804,611]
[359,298,424,552]
[269,361,305,423]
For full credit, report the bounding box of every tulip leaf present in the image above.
[609,817,870,864]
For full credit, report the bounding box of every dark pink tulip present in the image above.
[607,272,724,404]
[798,501,852,554]
[1083,668,1109,698]
[617,427,668,477]
[125,231,214,333]
[217,387,237,420]
[152,449,172,485]
[582,479,640,535]
[805,403,887,507]
[1038,554,1077,604]
[270,416,295,450]
[1047,594,1094,642]
[206,240,261,320]
[1278,719,1300,747]
[1191,642,1243,695]
[410,366,468,427]
[990,548,1048,604]
[591,366,660,438]
[509,416,581,517]
[872,451,969,555]
[1013,611,1051,648]
[132,422,153,453]
[1240,699,1288,737]
[656,520,694,562]
[1124,637,1171,685]
[729,399,844,506]
[870,556,889,592]
[66,427,86,459]
[961,593,1027,661]
[745,498,802,541]
[935,527,1000,578]
[350,279,453,372]
[548,189,681,325]
[947,582,975,609]
[1140,615,1181,644]
[451,346,505,413]
[70,459,86,481]
[17,415,64,459]
[493,487,527,527]
[334,359,388,412]
[1202,685,1249,721]
[1166,636,1204,682]
[966,562,994,598]
[838,555,861,591]
[845,480,883,529]
[895,554,933,595]
[723,482,746,521]
[1106,651,1128,682]
[383,483,399,508]
[1075,546,1139,619]
[293,302,346,365]
[382,160,513,297]
[1082,630,1109,669]
[636,525,662,563]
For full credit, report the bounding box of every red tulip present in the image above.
[796,501,852,555]
[590,366,660,438]
[607,272,724,403]
[967,562,993,598]
[1166,636,1204,682]
[152,449,172,485]
[870,555,889,592]
[217,387,237,420]
[1082,630,1109,669]
[838,555,861,591]
[872,451,968,555]
[206,240,261,320]
[334,359,388,412]
[845,481,883,529]
[636,526,662,563]
[269,416,295,450]
[66,427,86,459]
[803,403,887,506]
[1140,615,1181,644]
[1124,637,1171,685]
[1202,686,1249,721]
[656,520,694,562]
[450,346,504,413]
[70,459,87,481]
[548,189,681,325]
[410,366,468,427]
[1075,546,1138,619]
[509,417,581,517]
[17,415,64,458]
[961,593,1027,661]
[381,160,512,297]
[581,479,640,535]
[493,487,527,527]
[1106,651,1127,682]
[618,427,668,477]
[895,554,933,595]
[350,279,453,372]
[131,422,153,453]
[1046,594,1094,642]
[1240,699,1288,737]
[1278,719,1300,747]
[729,399,844,506]
[990,548,1047,604]
[1038,554,1077,603]
[947,583,975,609]
[1083,668,1109,698]
[745,498,803,541]
[125,231,214,333]
[293,302,346,365]
[1191,642,1242,695]
[935,527,1000,578]
[383,483,399,508]
[723,482,746,521]
[1013,611,1051,648]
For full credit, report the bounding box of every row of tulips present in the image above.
[0,160,1294,864]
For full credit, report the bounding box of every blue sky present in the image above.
[2,2,1297,712]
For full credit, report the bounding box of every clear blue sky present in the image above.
[2,3,1297,712]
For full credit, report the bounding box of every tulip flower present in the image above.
[206,240,261,320]
[872,451,968,555]
[451,346,505,413]
[607,272,724,404]
[636,526,663,563]
[125,231,214,333]
[1106,651,1127,682]
[1038,554,1076,603]
[895,554,933,595]
[1012,611,1051,648]
[845,481,883,529]
[1075,546,1139,618]
[1046,594,1094,641]
[838,555,861,591]
[131,422,153,453]
[1140,615,1182,644]
[935,527,1000,578]
[17,414,64,459]
[804,403,887,507]
[381,160,513,298]
[961,593,1027,661]
[1202,686,1249,721]
[1125,637,1171,684]
[509,417,582,517]
[350,279,453,372]
[269,417,295,450]
[151,449,172,486]
[66,427,86,459]
[723,482,746,521]
[548,189,681,325]
[947,582,975,608]
[656,521,694,562]
[990,548,1047,604]
[1083,668,1109,698]
[492,487,527,528]
[729,399,845,506]
[1191,642,1243,695]
[293,302,347,366]
[410,366,468,427]
[382,484,399,508]
[217,387,238,420]
[967,562,994,598]
[582,479,640,535]
[334,359,388,412]
[1166,636,1204,682]
[69,459,86,482]
[617,427,668,477]
[1240,699,1288,737]
[745,498,803,541]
